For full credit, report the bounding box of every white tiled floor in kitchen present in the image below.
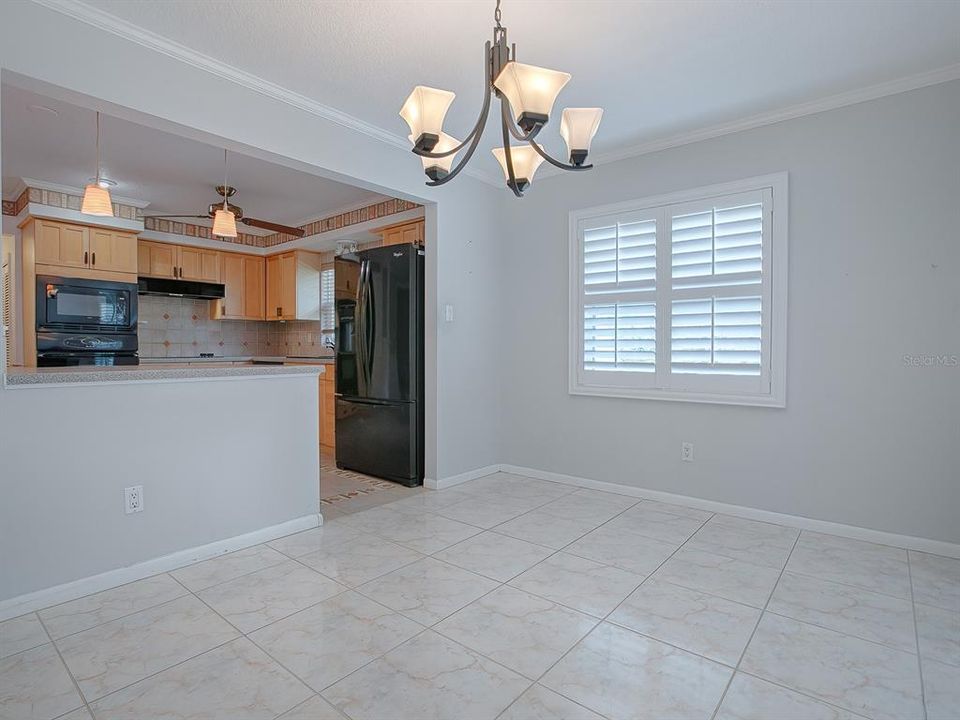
[1,472,958,720]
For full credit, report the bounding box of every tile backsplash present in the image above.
[138,295,331,358]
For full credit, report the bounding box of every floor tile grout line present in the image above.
[38,576,191,645]
[708,529,803,720]
[731,667,876,720]
[501,508,716,718]
[760,606,921,656]
[34,611,95,719]
[907,551,929,720]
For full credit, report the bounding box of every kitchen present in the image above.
[1,83,427,507]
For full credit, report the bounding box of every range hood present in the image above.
[137,277,225,300]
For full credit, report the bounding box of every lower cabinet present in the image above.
[320,368,336,450]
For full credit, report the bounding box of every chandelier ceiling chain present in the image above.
[399,0,603,197]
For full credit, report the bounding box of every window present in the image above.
[569,174,787,406]
[320,266,335,332]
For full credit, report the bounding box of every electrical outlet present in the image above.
[681,442,694,462]
[124,485,144,514]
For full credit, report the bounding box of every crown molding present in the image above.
[30,0,501,188]
[540,62,960,180]
[30,0,960,193]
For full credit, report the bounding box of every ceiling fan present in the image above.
[144,185,306,238]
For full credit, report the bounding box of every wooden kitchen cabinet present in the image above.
[377,219,424,247]
[34,219,87,268]
[213,252,264,320]
[26,218,138,275]
[319,367,336,450]
[89,228,139,274]
[138,240,178,278]
[265,250,322,321]
[179,246,221,282]
[138,240,220,281]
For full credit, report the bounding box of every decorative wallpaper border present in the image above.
[143,217,262,247]
[1,186,143,220]
[4,186,421,250]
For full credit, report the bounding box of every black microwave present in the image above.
[36,275,138,332]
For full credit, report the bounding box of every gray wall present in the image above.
[501,81,960,544]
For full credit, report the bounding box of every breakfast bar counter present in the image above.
[4,362,323,387]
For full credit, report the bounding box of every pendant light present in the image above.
[212,149,238,238]
[80,111,114,216]
[399,0,602,196]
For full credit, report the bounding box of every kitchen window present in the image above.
[569,173,787,407]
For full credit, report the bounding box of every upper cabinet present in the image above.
[27,218,138,275]
[214,252,265,321]
[265,250,323,321]
[377,219,424,247]
[138,240,220,282]
[89,228,139,274]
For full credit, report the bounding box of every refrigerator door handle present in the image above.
[356,259,369,395]
[364,268,375,385]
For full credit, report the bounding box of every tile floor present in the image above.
[1,471,958,720]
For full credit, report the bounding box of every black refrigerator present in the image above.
[334,244,424,486]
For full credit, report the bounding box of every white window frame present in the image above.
[569,173,788,407]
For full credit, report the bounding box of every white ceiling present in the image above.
[74,0,960,175]
[1,83,387,229]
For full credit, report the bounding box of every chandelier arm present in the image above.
[499,99,539,143]
[501,98,523,197]
[414,42,494,159]
[423,102,489,187]
[527,137,594,171]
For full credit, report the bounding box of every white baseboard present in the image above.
[425,464,502,490]
[0,513,320,622]
[500,465,960,559]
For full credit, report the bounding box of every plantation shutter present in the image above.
[320,266,335,332]
[667,189,769,387]
[580,211,657,380]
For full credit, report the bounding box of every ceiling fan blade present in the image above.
[240,217,306,237]
[142,214,210,219]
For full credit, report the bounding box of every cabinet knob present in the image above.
[84,251,89,265]
[91,252,96,266]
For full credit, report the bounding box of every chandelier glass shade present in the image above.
[410,132,460,181]
[398,0,602,197]
[491,146,544,191]
[81,111,114,216]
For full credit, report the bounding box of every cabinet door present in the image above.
[381,227,404,246]
[265,255,282,319]
[179,247,220,282]
[220,253,244,318]
[139,241,177,278]
[279,253,297,319]
[90,230,138,273]
[35,221,88,268]
[242,256,265,319]
[401,221,423,245]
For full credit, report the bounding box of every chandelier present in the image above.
[399,0,603,197]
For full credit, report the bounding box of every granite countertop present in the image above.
[5,362,323,387]
[140,356,335,365]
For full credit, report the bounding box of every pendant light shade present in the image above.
[212,148,238,238]
[493,61,570,132]
[81,184,114,216]
[81,111,114,216]
[400,86,456,152]
[212,207,238,238]
[492,146,545,189]
[560,108,603,166]
[410,132,459,180]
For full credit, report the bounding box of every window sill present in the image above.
[569,382,786,408]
